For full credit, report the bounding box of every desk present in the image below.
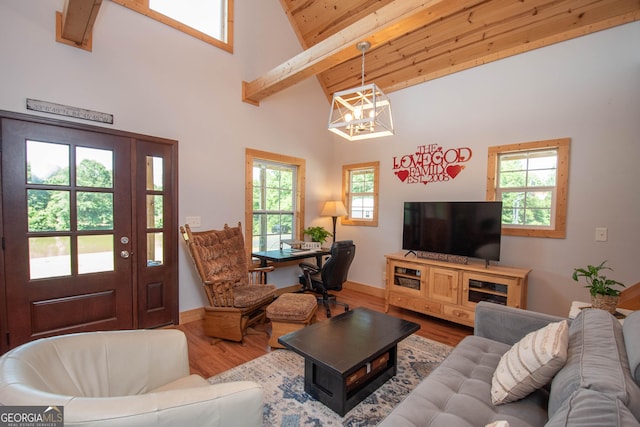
[252,248,330,268]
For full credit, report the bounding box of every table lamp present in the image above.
[321,200,348,242]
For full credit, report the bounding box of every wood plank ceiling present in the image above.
[242,0,640,105]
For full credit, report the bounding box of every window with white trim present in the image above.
[342,161,379,227]
[486,138,570,238]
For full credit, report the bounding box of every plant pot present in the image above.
[590,294,619,314]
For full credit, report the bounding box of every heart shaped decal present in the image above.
[396,170,409,182]
[446,164,465,179]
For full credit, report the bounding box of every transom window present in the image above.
[112,0,233,52]
[245,149,305,255]
[342,161,379,227]
[487,138,570,238]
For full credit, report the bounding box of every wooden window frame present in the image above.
[111,0,234,53]
[245,149,305,259]
[486,138,570,238]
[342,161,379,227]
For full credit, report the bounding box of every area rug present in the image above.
[208,334,452,426]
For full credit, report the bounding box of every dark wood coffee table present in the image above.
[278,307,420,416]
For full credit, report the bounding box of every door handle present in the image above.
[120,250,130,259]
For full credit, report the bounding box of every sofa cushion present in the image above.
[548,309,640,421]
[623,311,640,385]
[491,320,568,405]
[545,388,640,427]
[378,335,549,427]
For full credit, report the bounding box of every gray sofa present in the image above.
[380,301,640,427]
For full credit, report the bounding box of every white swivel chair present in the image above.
[0,329,263,426]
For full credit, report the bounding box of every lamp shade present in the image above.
[321,200,348,217]
[328,83,393,141]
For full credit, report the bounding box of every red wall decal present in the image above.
[393,144,472,185]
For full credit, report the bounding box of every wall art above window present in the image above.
[392,143,472,185]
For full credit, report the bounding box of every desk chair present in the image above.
[299,240,355,317]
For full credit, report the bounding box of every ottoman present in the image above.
[266,293,318,349]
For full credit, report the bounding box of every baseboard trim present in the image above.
[178,282,386,324]
[277,285,302,295]
[343,280,386,298]
[179,307,205,324]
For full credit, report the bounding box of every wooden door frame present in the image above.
[0,110,179,354]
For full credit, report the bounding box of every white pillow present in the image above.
[491,320,569,405]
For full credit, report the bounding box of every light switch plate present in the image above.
[595,227,607,242]
[186,216,201,227]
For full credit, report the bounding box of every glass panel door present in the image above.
[2,119,133,348]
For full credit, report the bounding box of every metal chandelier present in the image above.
[328,41,394,141]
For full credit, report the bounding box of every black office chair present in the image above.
[299,240,355,318]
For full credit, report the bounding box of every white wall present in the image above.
[331,22,640,316]
[1,2,638,317]
[0,0,334,312]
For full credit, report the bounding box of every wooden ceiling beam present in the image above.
[56,0,102,51]
[242,0,456,105]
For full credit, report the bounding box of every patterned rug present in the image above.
[208,334,452,426]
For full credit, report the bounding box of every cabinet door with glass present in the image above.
[387,260,427,297]
[461,272,521,309]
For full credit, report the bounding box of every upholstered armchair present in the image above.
[0,329,264,426]
[180,222,277,343]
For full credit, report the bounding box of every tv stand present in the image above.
[385,252,530,327]
[404,250,416,257]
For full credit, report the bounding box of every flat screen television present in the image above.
[402,201,502,262]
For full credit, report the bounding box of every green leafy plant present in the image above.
[572,260,625,297]
[303,226,332,243]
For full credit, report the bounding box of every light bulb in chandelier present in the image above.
[327,41,394,141]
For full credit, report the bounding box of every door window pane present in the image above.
[78,235,114,274]
[147,195,163,228]
[29,236,71,279]
[26,140,69,185]
[146,156,163,191]
[76,147,113,188]
[77,192,113,230]
[28,189,70,232]
[147,232,164,266]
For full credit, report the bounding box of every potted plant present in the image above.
[572,260,625,314]
[303,226,332,244]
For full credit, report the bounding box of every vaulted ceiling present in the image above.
[57,0,639,106]
[242,0,640,105]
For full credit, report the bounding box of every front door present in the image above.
[1,116,177,350]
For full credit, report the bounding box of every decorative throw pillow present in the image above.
[491,320,569,405]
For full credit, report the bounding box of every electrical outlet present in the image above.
[595,227,607,242]
[185,216,201,227]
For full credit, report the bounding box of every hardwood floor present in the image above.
[174,288,473,378]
